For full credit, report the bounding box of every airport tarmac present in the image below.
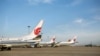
[0,47,100,56]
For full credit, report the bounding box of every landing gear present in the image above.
[34,44,41,48]
[7,47,11,50]
[34,44,38,48]
[0,47,11,51]
[51,43,56,47]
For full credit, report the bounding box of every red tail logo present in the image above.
[68,39,71,42]
[52,38,55,42]
[73,39,76,41]
[34,27,41,35]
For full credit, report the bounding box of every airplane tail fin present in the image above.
[68,36,77,43]
[50,35,56,43]
[72,36,77,42]
[29,20,44,38]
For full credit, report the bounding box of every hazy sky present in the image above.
[0,0,100,45]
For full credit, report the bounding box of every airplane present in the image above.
[38,35,56,47]
[54,36,78,47]
[0,20,44,51]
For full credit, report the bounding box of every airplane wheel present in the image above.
[1,47,6,51]
[34,44,37,48]
[39,46,41,48]
[7,47,11,51]
[1,48,4,51]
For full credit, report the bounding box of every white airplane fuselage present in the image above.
[38,36,56,47]
[0,20,44,51]
[55,36,77,46]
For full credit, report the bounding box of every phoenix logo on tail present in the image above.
[55,36,78,47]
[50,35,56,43]
[67,36,77,43]
[29,20,43,38]
[38,35,56,47]
[0,20,44,51]
[34,27,41,35]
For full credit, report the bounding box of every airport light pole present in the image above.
[27,26,31,34]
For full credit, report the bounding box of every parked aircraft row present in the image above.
[38,35,78,47]
[0,20,78,51]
